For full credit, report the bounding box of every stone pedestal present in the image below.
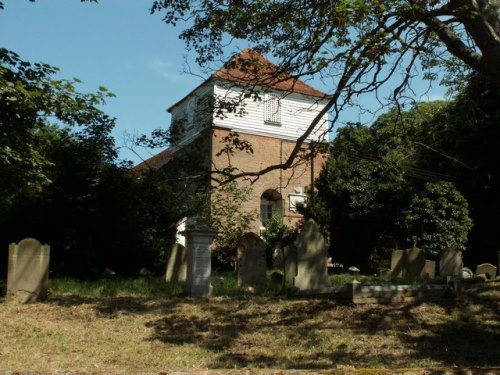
[182,228,215,298]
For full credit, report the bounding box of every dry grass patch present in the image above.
[0,279,499,372]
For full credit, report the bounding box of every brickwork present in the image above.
[211,127,327,233]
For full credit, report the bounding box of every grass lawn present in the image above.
[0,274,499,373]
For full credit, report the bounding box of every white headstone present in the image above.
[183,228,215,297]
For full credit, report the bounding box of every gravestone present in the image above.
[284,244,297,287]
[424,260,436,279]
[390,248,426,278]
[236,232,266,288]
[165,243,187,282]
[390,250,405,277]
[7,238,50,303]
[294,219,331,291]
[405,248,426,278]
[439,248,463,277]
[183,228,215,297]
[476,263,497,280]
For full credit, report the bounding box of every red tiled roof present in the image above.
[131,148,171,172]
[213,48,327,98]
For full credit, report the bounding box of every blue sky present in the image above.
[0,0,207,162]
[0,0,447,163]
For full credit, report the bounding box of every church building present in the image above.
[135,49,330,235]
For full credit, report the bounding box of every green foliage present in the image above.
[261,213,294,267]
[0,47,116,214]
[313,101,474,270]
[49,277,183,298]
[0,49,181,278]
[400,182,473,256]
[209,181,257,270]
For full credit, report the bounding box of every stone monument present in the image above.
[236,232,267,288]
[183,225,215,297]
[165,243,187,282]
[294,219,331,291]
[7,238,50,303]
[284,244,297,288]
[390,248,426,278]
[476,263,497,280]
[439,248,463,277]
[424,260,436,279]
[390,250,405,278]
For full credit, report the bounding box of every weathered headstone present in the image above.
[284,244,297,287]
[476,263,497,280]
[165,243,187,282]
[424,260,436,279]
[294,219,331,291]
[405,248,426,278]
[439,248,463,277]
[183,228,215,297]
[236,232,266,288]
[7,238,50,303]
[390,250,405,277]
[391,248,426,278]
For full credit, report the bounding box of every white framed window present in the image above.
[260,189,283,229]
[264,93,281,125]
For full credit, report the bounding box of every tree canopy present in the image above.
[306,75,499,270]
[148,0,500,178]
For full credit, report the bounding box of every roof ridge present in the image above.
[212,49,327,98]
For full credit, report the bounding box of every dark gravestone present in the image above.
[405,248,426,278]
[391,248,426,278]
[236,232,267,288]
[165,243,187,282]
[284,244,298,288]
[440,248,463,277]
[390,250,405,277]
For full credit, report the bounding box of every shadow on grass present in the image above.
[144,283,500,369]
[42,278,499,369]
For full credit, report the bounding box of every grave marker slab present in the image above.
[284,244,297,288]
[391,248,426,278]
[406,248,426,278]
[236,232,267,288]
[7,238,50,303]
[165,243,187,282]
[294,219,331,291]
[390,250,405,277]
[476,263,497,280]
[424,260,436,279]
[440,248,463,277]
[183,228,215,297]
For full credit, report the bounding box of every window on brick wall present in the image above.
[264,93,281,125]
[260,189,283,230]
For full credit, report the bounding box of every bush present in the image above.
[261,214,294,267]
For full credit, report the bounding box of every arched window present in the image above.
[260,189,283,228]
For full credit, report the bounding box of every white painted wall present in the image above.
[170,80,329,145]
[213,82,329,142]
